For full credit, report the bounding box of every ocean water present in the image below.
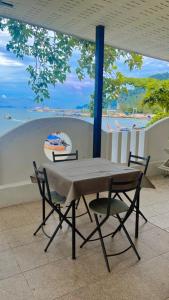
[0,108,148,136]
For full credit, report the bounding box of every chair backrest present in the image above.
[33,161,52,203]
[107,172,143,216]
[52,150,78,162]
[128,151,150,175]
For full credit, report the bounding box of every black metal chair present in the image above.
[33,161,64,238]
[33,162,85,252]
[52,150,93,223]
[128,151,150,176]
[52,150,78,162]
[113,152,150,238]
[123,152,150,222]
[80,172,143,272]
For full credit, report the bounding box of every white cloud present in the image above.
[64,76,93,90]
[143,56,169,68]
[117,55,169,78]
[0,52,24,67]
[64,74,93,90]
[143,57,155,66]
[1,94,7,99]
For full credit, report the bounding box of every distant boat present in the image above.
[4,113,12,120]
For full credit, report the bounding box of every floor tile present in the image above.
[149,213,169,229]
[0,249,21,280]
[22,201,52,222]
[0,232,10,252]
[126,255,169,299]
[57,262,163,300]
[3,223,46,248]
[0,204,35,230]
[0,175,169,300]
[137,226,169,255]
[24,257,102,300]
[12,239,52,272]
[0,274,34,300]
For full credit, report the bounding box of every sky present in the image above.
[0,28,169,109]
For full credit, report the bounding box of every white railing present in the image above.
[110,129,145,163]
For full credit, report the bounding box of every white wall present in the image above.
[0,117,91,185]
[144,117,169,175]
[108,117,169,176]
[0,117,111,206]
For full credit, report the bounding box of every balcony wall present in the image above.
[0,117,111,207]
[144,117,169,175]
[0,116,168,207]
[110,129,145,164]
[108,117,169,176]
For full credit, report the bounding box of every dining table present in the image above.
[41,157,155,259]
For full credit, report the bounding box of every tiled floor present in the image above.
[0,176,169,299]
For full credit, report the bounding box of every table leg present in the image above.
[135,192,140,238]
[72,199,76,259]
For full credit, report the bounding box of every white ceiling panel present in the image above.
[0,0,169,60]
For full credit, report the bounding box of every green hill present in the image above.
[118,72,169,113]
[150,72,169,80]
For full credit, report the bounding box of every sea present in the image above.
[0,107,148,136]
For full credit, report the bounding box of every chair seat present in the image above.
[89,197,129,216]
[50,191,66,205]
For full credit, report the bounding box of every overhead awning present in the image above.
[0,0,169,61]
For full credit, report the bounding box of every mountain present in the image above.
[150,72,169,80]
[119,72,169,108]
[78,72,169,111]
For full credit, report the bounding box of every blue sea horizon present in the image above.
[0,107,148,136]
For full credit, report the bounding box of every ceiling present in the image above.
[1,0,169,61]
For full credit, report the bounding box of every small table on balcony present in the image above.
[43,158,143,259]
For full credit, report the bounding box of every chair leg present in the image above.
[117,193,124,202]
[94,214,110,272]
[139,210,147,222]
[82,195,93,222]
[42,197,46,224]
[72,200,76,259]
[58,204,62,229]
[116,215,140,260]
[44,220,63,252]
[45,197,86,241]
[76,196,93,222]
[80,216,108,248]
[135,193,140,238]
[44,204,72,252]
[123,192,147,223]
[33,208,55,236]
[111,223,122,238]
[75,198,80,209]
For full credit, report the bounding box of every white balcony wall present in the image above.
[111,129,144,164]
[144,117,169,175]
[110,117,169,176]
[0,117,111,207]
[0,117,93,185]
[1,116,169,207]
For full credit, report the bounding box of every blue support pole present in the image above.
[93,25,105,158]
